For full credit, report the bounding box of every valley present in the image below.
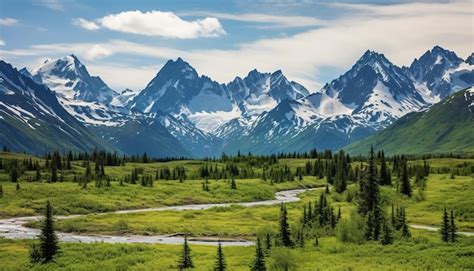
[0,150,472,270]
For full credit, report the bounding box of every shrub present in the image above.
[336,213,366,244]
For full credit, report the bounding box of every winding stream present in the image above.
[0,188,316,246]
[0,187,472,246]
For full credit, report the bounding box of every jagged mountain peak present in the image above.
[32,54,117,103]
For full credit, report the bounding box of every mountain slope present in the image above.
[345,87,474,155]
[0,60,114,154]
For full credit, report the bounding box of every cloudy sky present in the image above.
[0,0,472,91]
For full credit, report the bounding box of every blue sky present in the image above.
[0,0,472,91]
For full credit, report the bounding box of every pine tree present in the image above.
[380,151,390,185]
[380,219,393,245]
[265,233,272,253]
[179,235,194,270]
[39,201,59,263]
[400,222,411,238]
[440,206,450,242]
[449,209,457,243]
[0,184,3,197]
[16,182,20,191]
[279,204,293,247]
[251,238,266,271]
[230,178,237,189]
[214,242,226,271]
[399,160,411,197]
[358,146,380,215]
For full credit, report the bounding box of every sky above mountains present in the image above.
[0,0,472,91]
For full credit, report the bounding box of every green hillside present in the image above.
[345,87,474,155]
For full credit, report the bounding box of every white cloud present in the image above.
[72,18,100,31]
[34,0,64,11]
[4,0,472,91]
[0,40,5,46]
[73,10,226,39]
[180,11,325,28]
[0,18,19,26]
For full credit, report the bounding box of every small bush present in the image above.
[336,213,366,244]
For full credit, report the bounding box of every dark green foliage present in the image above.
[15,182,20,191]
[9,167,18,182]
[214,242,226,271]
[379,151,390,185]
[279,204,293,247]
[28,243,42,263]
[230,178,237,189]
[449,209,457,243]
[265,233,272,253]
[380,219,393,245]
[358,146,381,216]
[39,200,59,263]
[178,235,194,270]
[441,207,450,242]
[399,159,411,196]
[0,184,3,197]
[251,238,266,271]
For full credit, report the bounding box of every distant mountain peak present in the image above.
[32,54,116,103]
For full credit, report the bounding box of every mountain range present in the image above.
[1,46,472,156]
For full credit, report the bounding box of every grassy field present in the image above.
[0,229,472,271]
[1,153,473,270]
[43,174,473,238]
[0,178,322,218]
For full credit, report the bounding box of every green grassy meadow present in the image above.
[0,152,473,270]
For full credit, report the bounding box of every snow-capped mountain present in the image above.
[0,60,114,154]
[406,46,473,102]
[131,58,310,134]
[32,55,117,103]
[221,47,472,154]
[2,46,472,156]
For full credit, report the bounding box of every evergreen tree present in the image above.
[440,207,450,242]
[29,243,42,263]
[16,182,20,191]
[279,204,293,247]
[179,235,194,270]
[0,184,3,197]
[380,151,390,185]
[400,222,411,238]
[358,146,380,215]
[265,233,272,253]
[399,159,411,197]
[380,219,393,245]
[214,242,226,271]
[39,201,59,263]
[251,238,266,271]
[10,167,18,182]
[449,209,457,243]
[230,178,237,189]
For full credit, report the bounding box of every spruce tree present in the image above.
[214,242,226,271]
[449,209,457,243]
[16,182,20,191]
[399,160,411,197]
[0,184,3,197]
[265,233,272,253]
[279,204,293,247]
[179,235,194,270]
[230,178,237,189]
[251,238,266,271]
[380,151,390,185]
[358,146,380,215]
[440,207,450,242]
[39,200,59,263]
[380,219,393,245]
